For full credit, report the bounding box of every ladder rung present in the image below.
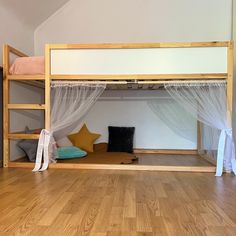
[8,104,45,110]
[8,133,40,140]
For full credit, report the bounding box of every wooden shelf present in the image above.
[8,162,216,172]
[8,104,45,110]
[8,133,40,140]
[49,41,230,49]
[50,73,228,80]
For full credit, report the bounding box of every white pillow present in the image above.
[56,137,73,147]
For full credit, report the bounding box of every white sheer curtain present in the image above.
[199,123,220,161]
[147,98,196,143]
[165,82,236,176]
[33,82,106,172]
[51,83,105,139]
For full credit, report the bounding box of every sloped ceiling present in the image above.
[0,0,70,28]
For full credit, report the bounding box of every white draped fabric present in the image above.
[33,82,106,172]
[148,98,220,167]
[164,82,236,176]
[148,98,196,143]
[199,124,220,161]
[50,82,105,140]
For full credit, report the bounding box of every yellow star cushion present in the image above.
[68,124,100,153]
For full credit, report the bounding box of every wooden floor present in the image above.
[0,168,235,235]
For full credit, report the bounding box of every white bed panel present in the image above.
[50,47,227,75]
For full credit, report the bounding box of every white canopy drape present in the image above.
[33,82,106,172]
[199,123,220,161]
[148,98,196,143]
[51,82,105,139]
[148,97,220,168]
[164,82,236,176]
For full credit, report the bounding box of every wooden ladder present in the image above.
[3,45,47,167]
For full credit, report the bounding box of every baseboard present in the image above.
[198,152,216,166]
[133,149,198,155]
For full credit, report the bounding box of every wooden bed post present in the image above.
[3,45,10,167]
[227,41,234,126]
[197,121,202,154]
[45,44,51,131]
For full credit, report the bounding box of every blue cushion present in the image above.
[57,146,87,159]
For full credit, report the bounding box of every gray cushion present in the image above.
[17,140,38,162]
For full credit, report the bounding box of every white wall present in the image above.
[83,90,196,149]
[0,4,44,160]
[34,0,232,55]
[0,5,34,64]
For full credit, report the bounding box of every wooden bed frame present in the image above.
[2,41,234,172]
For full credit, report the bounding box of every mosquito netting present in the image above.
[148,82,236,176]
[32,80,235,176]
[33,82,106,172]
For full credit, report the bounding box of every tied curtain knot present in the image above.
[216,128,236,176]
[32,129,55,172]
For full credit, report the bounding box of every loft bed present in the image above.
[2,41,234,173]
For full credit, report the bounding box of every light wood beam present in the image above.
[48,41,230,49]
[227,41,234,125]
[8,162,216,172]
[197,121,202,154]
[45,45,51,130]
[8,133,40,140]
[3,45,10,167]
[8,45,28,57]
[50,73,227,81]
[7,75,45,81]
[8,104,45,110]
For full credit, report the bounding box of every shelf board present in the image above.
[8,133,40,140]
[50,73,228,80]
[7,75,45,80]
[8,162,216,172]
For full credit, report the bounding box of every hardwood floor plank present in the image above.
[0,169,235,235]
[91,195,115,233]
[38,191,74,226]
[43,213,74,236]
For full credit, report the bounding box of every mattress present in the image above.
[58,143,138,164]
[57,152,137,164]
[9,56,45,75]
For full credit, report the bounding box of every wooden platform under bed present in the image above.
[11,152,215,172]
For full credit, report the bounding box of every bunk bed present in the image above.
[2,42,234,173]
